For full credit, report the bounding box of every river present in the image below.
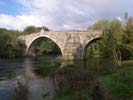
[0,56,116,100]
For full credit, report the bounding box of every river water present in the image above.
[0,56,116,100]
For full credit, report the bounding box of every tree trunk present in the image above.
[113,48,122,66]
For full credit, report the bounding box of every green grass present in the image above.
[99,60,133,100]
[52,60,133,100]
[53,95,76,100]
[53,89,77,100]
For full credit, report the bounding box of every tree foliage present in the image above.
[88,19,110,30]
[23,25,49,34]
[124,17,133,58]
[0,28,22,58]
[35,39,61,56]
[87,17,133,65]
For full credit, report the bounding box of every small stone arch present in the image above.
[26,35,63,56]
[83,37,101,59]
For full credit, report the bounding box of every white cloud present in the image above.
[0,0,133,31]
[0,14,43,30]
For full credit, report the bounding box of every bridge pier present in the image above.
[62,46,84,61]
[62,54,84,61]
[62,33,84,61]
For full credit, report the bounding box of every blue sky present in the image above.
[0,0,23,15]
[0,0,133,30]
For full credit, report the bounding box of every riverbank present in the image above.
[99,60,133,100]
[53,60,133,100]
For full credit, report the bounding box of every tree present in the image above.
[0,28,21,58]
[88,19,125,65]
[124,16,133,59]
[88,19,110,30]
[87,19,111,58]
[110,20,124,65]
[36,39,55,56]
[23,25,49,34]
[23,26,38,34]
[37,26,49,31]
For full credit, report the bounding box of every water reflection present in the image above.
[0,57,61,100]
[0,57,116,100]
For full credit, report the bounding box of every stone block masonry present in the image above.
[18,30,102,61]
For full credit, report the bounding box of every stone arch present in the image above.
[26,35,63,56]
[83,37,101,59]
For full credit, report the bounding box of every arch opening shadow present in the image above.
[27,37,62,57]
[84,38,101,60]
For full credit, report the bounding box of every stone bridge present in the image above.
[18,30,102,61]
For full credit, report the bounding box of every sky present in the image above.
[0,0,133,31]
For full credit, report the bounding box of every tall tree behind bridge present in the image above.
[87,19,111,57]
[88,19,131,65]
[23,25,49,34]
[124,15,133,59]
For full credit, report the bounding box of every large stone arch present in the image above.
[26,35,63,56]
[18,30,102,60]
[83,37,101,59]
